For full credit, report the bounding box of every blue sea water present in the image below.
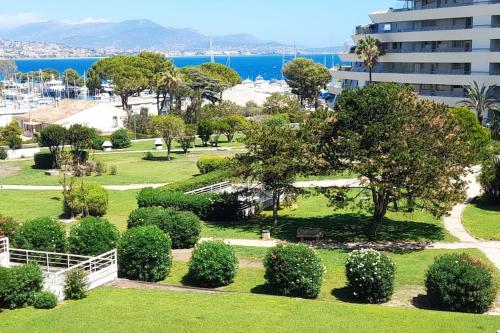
[14,54,345,81]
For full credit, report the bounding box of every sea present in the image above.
[13,54,345,81]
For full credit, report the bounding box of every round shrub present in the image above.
[425,253,497,313]
[33,291,58,309]
[118,226,172,282]
[13,217,66,252]
[345,249,396,304]
[0,215,19,239]
[68,217,120,256]
[64,269,88,300]
[264,244,325,299]
[33,152,54,169]
[0,263,44,309]
[0,147,7,160]
[128,207,201,249]
[65,182,109,217]
[110,128,131,149]
[196,157,231,174]
[188,241,237,288]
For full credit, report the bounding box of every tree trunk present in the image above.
[369,189,389,239]
[369,67,373,83]
[121,94,128,110]
[166,139,172,161]
[272,190,279,227]
[156,92,161,114]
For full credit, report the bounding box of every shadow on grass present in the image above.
[141,155,179,162]
[250,283,276,296]
[331,287,366,304]
[204,213,446,243]
[411,294,443,311]
[470,198,500,213]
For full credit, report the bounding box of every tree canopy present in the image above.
[198,63,241,87]
[282,58,331,108]
[151,115,185,160]
[313,83,474,238]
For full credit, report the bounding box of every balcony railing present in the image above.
[390,0,500,12]
[419,90,466,97]
[383,47,471,53]
[341,67,471,75]
[356,24,471,35]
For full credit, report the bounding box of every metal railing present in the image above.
[0,237,8,254]
[9,248,96,273]
[391,0,499,12]
[54,249,117,277]
[383,47,472,53]
[185,181,232,195]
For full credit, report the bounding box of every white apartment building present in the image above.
[330,0,500,106]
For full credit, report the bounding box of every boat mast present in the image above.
[330,32,335,68]
[209,35,215,64]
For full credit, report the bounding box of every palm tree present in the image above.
[162,68,183,114]
[354,36,383,83]
[460,81,499,126]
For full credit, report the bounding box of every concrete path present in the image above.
[200,237,279,248]
[0,183,167,191]
[293,178,361,188]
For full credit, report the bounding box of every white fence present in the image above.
[185,181,232,195]
[0,237,117,300]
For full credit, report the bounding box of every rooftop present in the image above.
[20,100,100,124]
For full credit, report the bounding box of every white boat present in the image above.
[255,75,265,85]
[44,78,65,97]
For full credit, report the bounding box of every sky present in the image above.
[0,0,399,47]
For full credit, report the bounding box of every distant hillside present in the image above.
[0,20,285,52]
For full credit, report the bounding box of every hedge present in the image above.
[13,217,67,253]
[68,217,120,256]
[128,207,201,249]
[34,152,54,169]
[0,263,44,309]
[162,169,230,193]
[33,291,58,309]
[196,157,231,174]
[188,241,237,288]
[137,188,240,221]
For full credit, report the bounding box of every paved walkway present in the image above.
[0,183,167,191]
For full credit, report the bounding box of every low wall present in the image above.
[7,148,40,160]
[0,252,9,268]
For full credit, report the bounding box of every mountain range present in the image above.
[0,19,284,52]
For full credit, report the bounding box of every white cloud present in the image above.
[71,17,111,24]
[0,12,44,28]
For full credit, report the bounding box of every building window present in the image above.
[113,116,118,128]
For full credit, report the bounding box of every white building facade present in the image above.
[330,0,500,106]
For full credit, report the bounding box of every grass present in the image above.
[202,194,456,243]
[0,190,137,230]
[121,136,246,152]
[463,200,500,241]
[0,150,236,186]
[1,287,498,333]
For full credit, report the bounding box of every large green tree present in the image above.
[235,123,308,226]
[313,83,474,238]
[282,58,331,108]
[138,52,175,113]
[39,125,67,168]
[151,115,185,161]
[198,63,241,87]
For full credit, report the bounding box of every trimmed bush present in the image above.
[33,291,58,309]
[0,263,44,309]
[425,253,497,313]
[196,157,231,174]
[188,241,237,287]
[13,217,66,252]
[64,269,88,300]
[65,182,109,217]
[0,147,7,160]
[128,208,201,249]
[264,244,325,299]
[345,249,396,304]
[68,217,120,256]
[137,188,240,221]
[33,152,54,169]
[118,226,172,282]
[0,215,19,239]
[162,169,230,193]
[110,128,131,149]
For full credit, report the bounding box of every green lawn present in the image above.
[120,136,245,151]
[202,194,456,243]
[0,287,498,333]
[165,247,498,301]
[0,190,137,230]
[463,200,500,241]
[0,150,236,186]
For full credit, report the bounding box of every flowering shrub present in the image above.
[68,217,120,256]
[264,244,325,299]
[188,241,237,288]
[345,249,396,304]
[426,253,496,313]
[13,217,67,252]
[0,215,19,239]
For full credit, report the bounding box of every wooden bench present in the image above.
[297,228,324,242]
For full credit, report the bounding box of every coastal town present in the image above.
[0,1,499,332]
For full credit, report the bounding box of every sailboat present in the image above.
[209,35,215,64]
